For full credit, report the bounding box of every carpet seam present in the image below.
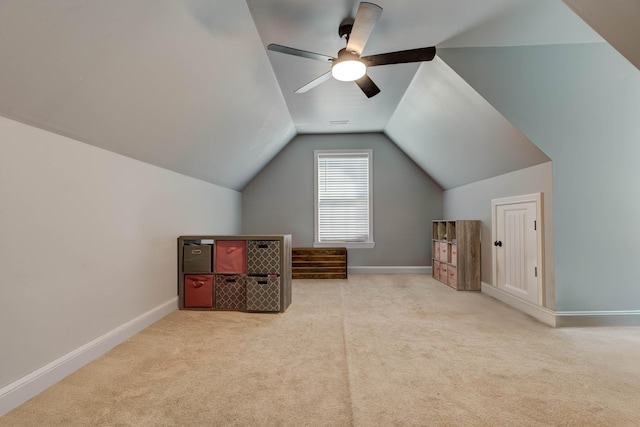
[338,280,356,427]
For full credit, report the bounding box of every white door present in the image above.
[492,194,544,305]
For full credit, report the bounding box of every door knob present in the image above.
[494,240,502,247]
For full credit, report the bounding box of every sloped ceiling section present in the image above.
[562,0,640,71]
[247,0,603,190]
[0,0,624,193]
[384,0,602,190]
[0,0,295,191]
[439,0,603,48]
[385,57,549,190]
[246,0,593,135]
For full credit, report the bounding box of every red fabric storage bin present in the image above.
[215,240,247,274]
[184,275,213,308]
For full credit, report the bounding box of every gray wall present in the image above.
[440,43,640,311]
[443,162,555,309]
[0,116,241,389]
[242,133,443,266]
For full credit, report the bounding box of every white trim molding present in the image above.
[482,282,557,326]
[554,310,640,327]
[482,282,640,327]
[314,241,375,249]
[0,297,178,417]
[314,149,374,249]
[349,266,432,274]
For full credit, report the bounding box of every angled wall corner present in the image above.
[438,43,640,312]
[0,116,242,402]
[563,0,640,71]
[385,56,549,191]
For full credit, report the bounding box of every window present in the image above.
[314,149,374,249]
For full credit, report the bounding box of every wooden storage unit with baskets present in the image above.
[432,220,480,291]
[178,235,292,312]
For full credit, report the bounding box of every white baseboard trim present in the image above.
[0,297,178,417]
[349,266,432,274]
[481,283,640,327]
[481,282,557,327]
[554,310,640,327]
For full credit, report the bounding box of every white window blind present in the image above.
[315,150,373,246]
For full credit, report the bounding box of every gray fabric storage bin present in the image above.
[246,276,280,312]
[183,244,212,272]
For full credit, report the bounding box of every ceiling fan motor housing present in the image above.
[336,47,359,61]
[339,17,354,40]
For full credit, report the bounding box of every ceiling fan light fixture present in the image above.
[332,60,366,81]
[331,49,366,81]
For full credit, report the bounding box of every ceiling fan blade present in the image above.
[295,71,333,93]
[267,44,334,63]
[361,46,436,67]
[355,74,380,98]
[346,2,382,56]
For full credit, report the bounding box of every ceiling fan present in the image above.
[267,2,436,98]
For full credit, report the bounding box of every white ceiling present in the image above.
[247,0,601,135]
[0,0,615,191]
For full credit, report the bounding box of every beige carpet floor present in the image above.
[2,274,640,426]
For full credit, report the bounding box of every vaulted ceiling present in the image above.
[0,0,634,191]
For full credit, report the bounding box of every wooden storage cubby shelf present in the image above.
[178,235,292,313]
[432,220,480,291]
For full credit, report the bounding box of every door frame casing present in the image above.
[491,192,545,306]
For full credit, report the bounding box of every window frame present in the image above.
[313,149,375,249]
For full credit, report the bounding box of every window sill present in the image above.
[313,242,375,249]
